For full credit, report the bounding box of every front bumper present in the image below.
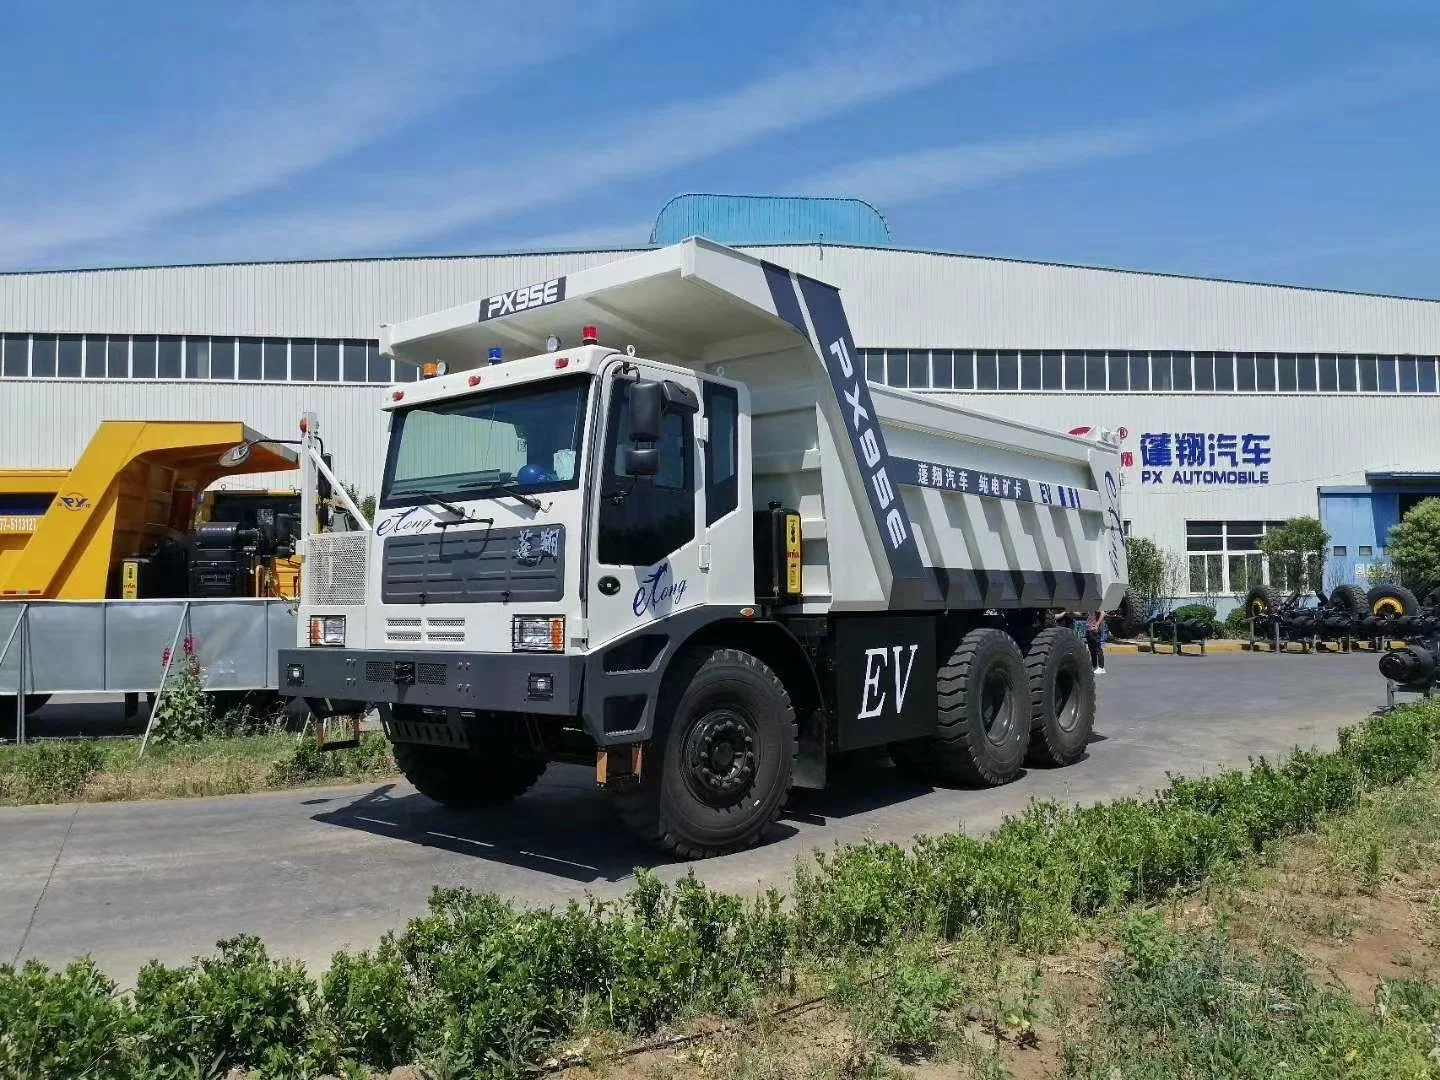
[277,648,583,716]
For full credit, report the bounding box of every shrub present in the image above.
[320,943,418,1070]
[17,740,105,802]
[1387,496,1440,593]
[130,934,319,1076]
[265,731,393,787]
[0,958,132,1080]
[1168,603,1221,638]
[1223,605,1252,638]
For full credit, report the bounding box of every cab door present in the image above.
[585,361,706,651]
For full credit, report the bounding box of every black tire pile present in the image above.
[1245,583,1440,649]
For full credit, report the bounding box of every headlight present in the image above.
[309,615,345,646]
[512,614,565,653]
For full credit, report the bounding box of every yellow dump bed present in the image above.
[0,421,297,599]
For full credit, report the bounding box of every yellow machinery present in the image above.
[193,488,304,599]
[0,421,298,600]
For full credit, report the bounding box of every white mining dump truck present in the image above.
[280,238,1127,858]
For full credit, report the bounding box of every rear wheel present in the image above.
[1023,627,1095,767]
[892,628,1029,786]
[393,732,547,809]
[1367,584,1419,617]
[612,647,797,859]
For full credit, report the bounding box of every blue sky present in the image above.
[3,0,1438,296]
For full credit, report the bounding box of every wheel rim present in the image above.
[1374,598,1403,616]
[1053,665,1081,734]
[1250,599,1267,616]
[681,708,758,807]
[981,668,1015,745]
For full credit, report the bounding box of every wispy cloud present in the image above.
[44,0,1200,265]
[0,0,661,269]
[790,54,1440,206]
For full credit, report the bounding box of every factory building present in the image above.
[4,194,1439,607]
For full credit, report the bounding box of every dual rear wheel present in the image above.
[891,625,1094,785]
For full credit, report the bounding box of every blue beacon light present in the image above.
[488,347,503,365]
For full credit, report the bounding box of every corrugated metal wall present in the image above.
[957,392,1440,565]
[6,243,1439,352]
[0,381,387,495]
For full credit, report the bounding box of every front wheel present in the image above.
[393,734,547,809]
[612,647,797,859]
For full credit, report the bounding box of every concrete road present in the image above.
[0,651,1390,983]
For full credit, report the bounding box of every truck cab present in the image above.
[282,239,1126,859]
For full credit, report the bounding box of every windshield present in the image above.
[381,374,590,506]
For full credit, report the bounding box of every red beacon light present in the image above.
[581,326,599,345]
[390,390,405,402]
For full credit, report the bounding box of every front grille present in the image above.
[418,663,447,685]
[302,533,368,606]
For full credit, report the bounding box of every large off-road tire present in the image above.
[1244,585,1287,618]
[1,695,50,741]
[612,647,797,859]
[892,628,1030,786]
[1023,627,1095,767]
[1108,589,1146,639]
[1330,584,1367,616]
[1367,584,1419,617]
[393,737,547,809]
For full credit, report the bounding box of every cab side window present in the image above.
[598,381,694,565]
[704,383,738,524]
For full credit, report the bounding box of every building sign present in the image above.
[1134,431,1273,486]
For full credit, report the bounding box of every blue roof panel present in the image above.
[650,194,890,247]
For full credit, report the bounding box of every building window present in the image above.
[342,340,368,382]
[158,335,182,379]
[1186,520,1289,594]
[31,334,57,377]
[1333,545,1347,557]
[211,338,235,380]
[57,334,83,378]
[262,338,288,381]
[1359,545,1373,557]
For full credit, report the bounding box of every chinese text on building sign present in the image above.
[1135,432,1272,486]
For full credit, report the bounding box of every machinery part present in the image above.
[1330,584,1367,617]
[612,647,797,859]
[1023,626,1095,767]
[1367,584,1419,618]
[1378,645,1437,688]
[1,694,51,740]
[393,731,547,808]
[892,627,1030,786]
[1244,585,1287,618]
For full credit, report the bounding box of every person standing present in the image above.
[1085,610,1106,675]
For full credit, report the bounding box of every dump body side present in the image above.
[0,421,298,599]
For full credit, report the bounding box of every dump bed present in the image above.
[383,238,1126,614]
[0,421,297,599]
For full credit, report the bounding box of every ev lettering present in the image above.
[856,644,920,720]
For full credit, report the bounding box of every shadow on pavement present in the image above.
[313,752,942,882]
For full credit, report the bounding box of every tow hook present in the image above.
[595,745,645,789]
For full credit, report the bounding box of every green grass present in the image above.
[0,731,396,805]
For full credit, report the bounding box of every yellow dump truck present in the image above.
[0,420,301,601]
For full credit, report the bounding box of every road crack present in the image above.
[12,802,80,966]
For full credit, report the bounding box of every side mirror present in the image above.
[317,453,334,502]
[629,380,663,442]
[625,447,659,477]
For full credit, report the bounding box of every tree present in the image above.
[342,483,376,524]
[1123,536,1185,618]
[1387,497,1440,590]
[1260,516,1329,595]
